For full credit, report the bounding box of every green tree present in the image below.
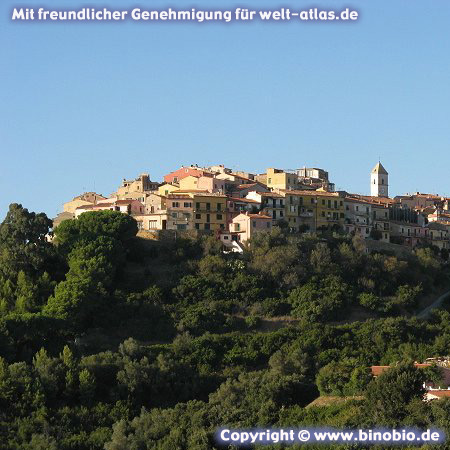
[0,203,54,280]
[365,363,425,426]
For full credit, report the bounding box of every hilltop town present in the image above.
[56,162,450,255]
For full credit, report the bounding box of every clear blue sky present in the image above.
[1,0,449,220]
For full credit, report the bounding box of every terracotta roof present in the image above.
[254,192,285,198]
[247,214,272,219]
[115,199,136,205]
[428,390,450,398]
[345,197,374,205]
[281,189,340,197]
[356,195,395,205]
[173,189,209,193]
[371,363,433,377]
[228,197,261,203]
[235,183,262,190]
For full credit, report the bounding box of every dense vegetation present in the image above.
[1,203,450,449]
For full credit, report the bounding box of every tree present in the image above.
[79,368,96,404]
[0,204,54,280]
[54,210,138,252]
[365,363,425,426]
[316,360,370,396]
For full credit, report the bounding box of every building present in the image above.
[164,165,213,184]
[390,221,428,247]
[192,193,227,231]
[344,197,373,238]
[158,183,179,196]
[296,167,335,191]
[230,182,269,198]
[265,168,300,190]
[394,193,443,210]
[371,202,391,242]
[427,222,450,250]
[74,199,144,218]
[370,162,389,198]
[144,193,167,214]
[116,173,159,198]
[246,191,285,224]
[297,167,329,181]
[63,192,107,214]
[164,192,227,231]
[227,212,272,244]
[134,213,168,231]
[226,197,261,226]
[166,194,195,230]
[178,175,225,193]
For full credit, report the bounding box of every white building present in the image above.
[370,162,389,198]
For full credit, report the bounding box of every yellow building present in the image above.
[191,193,227,231]
[165,192,227,231]
[63,192,106,214]
[116,173,159,197]
[282,190,345,232]
[158,183,179,196]
[266,168,300,190]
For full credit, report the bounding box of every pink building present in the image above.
[164,166,213,183]
[229,212,272,243]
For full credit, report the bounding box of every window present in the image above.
[206,203,211,210]
[223,235,229,240]
[183,202,191,208]
[206,214,210,223]
[268,178,272,184]
[196,213,201,219]
[195,223,200,230]
[217,214,222,220]
[204,223,210,230]
[321,211,325,217]
[172,202,179,208]
[196,202,200,209]
[266,222,270,228]
[236,223,240,231]
[356,206,359,211]
[322,199,325,205]
[220,224,224,230]
[328,200,331,208]
[253,221,256,227]
[280,211,284,217]
[217,203,222,211]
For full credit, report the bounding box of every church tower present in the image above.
[370,162,388,197]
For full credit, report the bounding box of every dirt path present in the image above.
[416,290,450,319]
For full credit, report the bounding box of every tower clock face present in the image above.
[380,187,385,194]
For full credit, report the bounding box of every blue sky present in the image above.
[1,0,449,219]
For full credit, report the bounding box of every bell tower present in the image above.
[370,162,388,197]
